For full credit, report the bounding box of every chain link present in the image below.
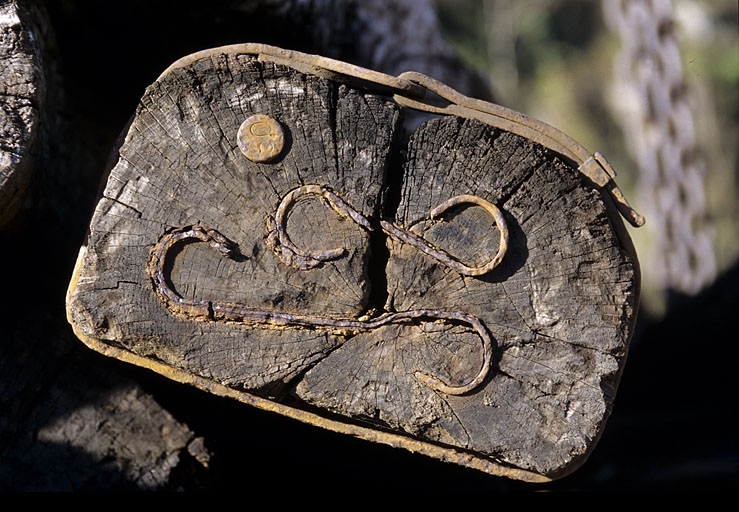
[603,0,715,296]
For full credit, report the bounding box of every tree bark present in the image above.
[0,0,43,228]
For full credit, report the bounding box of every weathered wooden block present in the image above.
[66,44,641,482]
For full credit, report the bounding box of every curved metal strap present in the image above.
[161,43,645,228]
[392,71,645,228]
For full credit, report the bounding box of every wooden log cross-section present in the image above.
[66,44,641,482]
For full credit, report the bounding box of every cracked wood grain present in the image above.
[69,53,400,395]
[0,0,45,228]
[66,47,639,481]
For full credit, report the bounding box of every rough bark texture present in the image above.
[67,46,638,480]
[0,0,43,227]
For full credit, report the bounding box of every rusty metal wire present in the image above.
[148,224,495,396]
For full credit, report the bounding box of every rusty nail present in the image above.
[237,114,285,163]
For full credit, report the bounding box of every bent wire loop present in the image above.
[148,187,509,395]
[267,185,509,276]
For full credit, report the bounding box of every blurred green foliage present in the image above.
[434,0,738,316]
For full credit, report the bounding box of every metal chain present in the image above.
[603,0,715,296]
